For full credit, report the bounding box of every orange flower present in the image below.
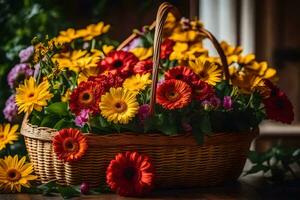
[106,151,155,197]
[156,79,192,110]
[52,128,88,162]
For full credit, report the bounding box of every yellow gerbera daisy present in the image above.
[0,155,37,192]
[123,73,152,94]
[189,57,223,85]
[231,71,263,94]
[0,124,18,151]
[16,77,53,114]
[170,42,207,65]
[100,87,139,124]
[54,28,80,44]
[130,47,153,60]
[77,22,110,41]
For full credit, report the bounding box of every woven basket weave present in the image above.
[21,2,258,188]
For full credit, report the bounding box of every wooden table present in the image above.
[1,175,300,200]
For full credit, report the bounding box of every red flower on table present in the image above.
[106,151,155,197]
[69,81,104,115]
[263,80,294,124]
[53,128,88,162]
[133,60,153,74]
[156,79,192,110]
[100,50,138,78]
[165,66,198,84]
[160,38,175,59]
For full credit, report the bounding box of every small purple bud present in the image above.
[80,182,90,195]
[138,104,150,124]
[223,96,233,110]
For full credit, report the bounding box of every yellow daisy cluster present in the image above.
[170,42,207,65]
[54,21,110,44]
[123,73,152,94]
[52,50,101,73]
[164,14,208,65]
[99,74,152,124]
[217,41,277,93]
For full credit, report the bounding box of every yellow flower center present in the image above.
[6,169,21,182]
[114,101,127,113]
[63,138,79,152]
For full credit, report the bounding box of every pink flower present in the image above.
[223,96,233,110]
[202,95,221,110]
[138,104,150,124]
[19,46,34,63]
[75,109,90,127]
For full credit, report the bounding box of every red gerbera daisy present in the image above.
[263,80,294,124]
[100,50,138,78]
[165,66,198,84]
[191,80,215,101]
[133,60,153,74]
[53,128,88,162]
[160,38,175,59]
[106,151,155,197]
[88,72,124,91]
[156,79,192,110]
[69,81,104,115]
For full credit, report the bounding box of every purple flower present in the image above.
[34,63,40,79]
[201,95,221,110]
[7,63,34,89]
[138,104,150,124]
[3,95,18,122]
[123,38,143,51]
[19,46,34,63]
[223,96,233,110]
[75,109,90,127]
[80,182,90,194]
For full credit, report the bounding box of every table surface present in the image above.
[1,176,300,200]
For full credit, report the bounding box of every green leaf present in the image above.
[45,102,68,117]
[40,115,57,127]
[57,185,80,199]
[53,119,73,130]
[191,113,212,144]
[38,180,58,195]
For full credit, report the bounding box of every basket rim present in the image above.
[21,121,258,146]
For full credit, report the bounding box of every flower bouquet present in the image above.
[16,2,294,197]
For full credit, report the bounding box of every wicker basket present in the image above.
[21,2,258,188]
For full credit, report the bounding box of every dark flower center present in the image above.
[113,60,123,68]
[175,74,183,80]
[0,134,5,140]
[167,91,179,101]
[124,166,136,181]
[28,93,35,98]
[114,101,127,113]
[63,138,78,152]
[82,93,90,101]
[276,99,284,109]
[7,169,21,181]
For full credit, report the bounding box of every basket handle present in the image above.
[148,2,230,115]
